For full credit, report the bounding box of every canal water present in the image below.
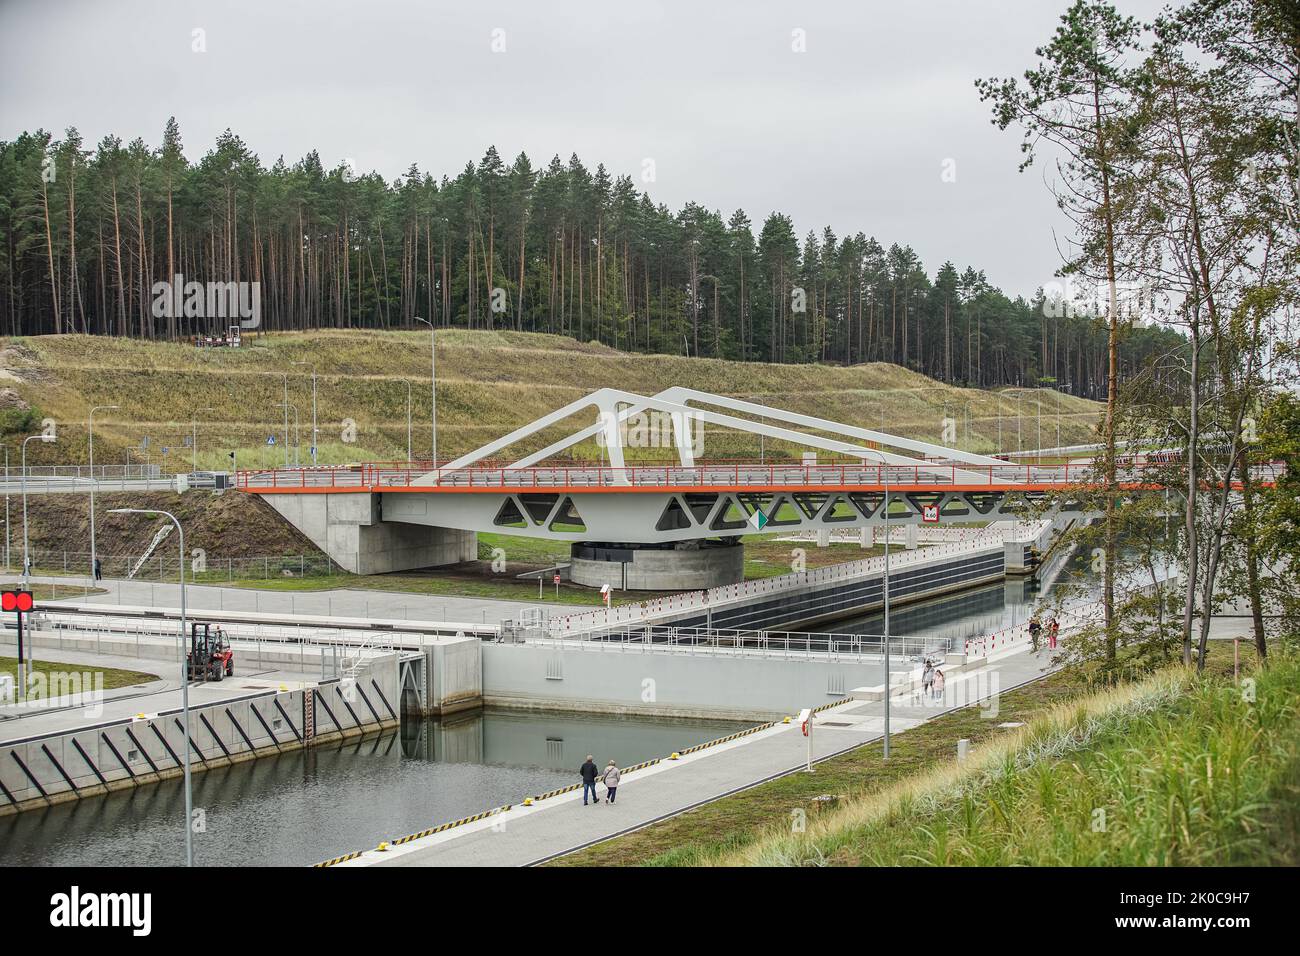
[0,708,752,867]
[819,542,1174,648]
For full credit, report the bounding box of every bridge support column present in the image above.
[569,539,744,591]
[260,492,476,575]
[860,527,875,548]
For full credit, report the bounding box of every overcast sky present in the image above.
[0,0,1169,300]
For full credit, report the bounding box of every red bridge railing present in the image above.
[232,457,1283,493]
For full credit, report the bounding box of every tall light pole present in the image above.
[21,432,56,694]
[280,374,290,467]
[3,445,9,571]
[190,407,213,472]
[401,379,412,463]
[275,403,300,465]
[858,448,892,759]
[88,405,119,583]
[415,317,437,466]
[294,362,317,465]
[109,507,192,866]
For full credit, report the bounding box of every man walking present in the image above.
[602,760,621,804]
[93,557,102,581]
[579,755,599,807]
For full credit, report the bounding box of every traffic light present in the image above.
[1,590,34,613]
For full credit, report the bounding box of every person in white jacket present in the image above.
[602,760,622,803]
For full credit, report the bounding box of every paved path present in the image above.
[4,573,541,628]
[343,647,1053,867]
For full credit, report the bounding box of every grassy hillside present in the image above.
[2,330,1103,472]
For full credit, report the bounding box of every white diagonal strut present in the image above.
[418,387,1012,487]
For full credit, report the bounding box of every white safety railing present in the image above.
[524,624,952,662]
[962,566,1180,661]
[547,524,1017,636]
[127,524,174,580]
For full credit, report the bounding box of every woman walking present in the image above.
[602,760,622,804]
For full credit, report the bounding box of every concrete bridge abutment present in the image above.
[261,492,476,575]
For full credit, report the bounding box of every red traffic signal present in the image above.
[1,590,33,613]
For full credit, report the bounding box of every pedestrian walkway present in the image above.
[340,647,1054,867]
[3,573,541,627]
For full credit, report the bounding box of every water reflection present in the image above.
[1,708,751,868]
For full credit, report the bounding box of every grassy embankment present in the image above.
[3,330,1101,604]
[551,649,1299,867]
[0,656,159,698]
[5,329,1103,472]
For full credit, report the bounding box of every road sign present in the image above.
[553,574,561,585]
[266,435,277,445]
[922,504,940,523]
[748,509,769,530]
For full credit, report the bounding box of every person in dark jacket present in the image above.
[580,755,599,807]
[93,557,102,581]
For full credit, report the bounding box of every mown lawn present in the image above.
[0,655,159,699]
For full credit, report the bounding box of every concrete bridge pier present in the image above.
[261,492,476,575]
[568,539,744,591]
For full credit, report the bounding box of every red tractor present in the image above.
[187,622,235,682]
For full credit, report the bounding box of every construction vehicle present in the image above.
[187,622,234,682]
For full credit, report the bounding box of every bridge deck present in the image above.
[234,457,1277,495]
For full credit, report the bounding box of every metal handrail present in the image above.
[233,458,1285,492]
[547,524,1018,636]
[523,624,951,662]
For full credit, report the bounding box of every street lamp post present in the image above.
[3,445,9,571]
[858,448,892,759]
[88,405,119,584]
[293,362,318,465]
[280,374,290,467]
[415,318,437,467]
[402,379,412,463]
[108,506,193,867]
[190,407,213,472]
[275,403,300,465]
[21,432,56,693]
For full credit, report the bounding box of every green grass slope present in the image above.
[3,330,1102,472]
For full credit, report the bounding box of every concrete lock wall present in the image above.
[569,541,744,591]
[261,492,476,574]
[482,643,884,720]
[0,656,401,815]
[428,637,483,715]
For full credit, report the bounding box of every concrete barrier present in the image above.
[0,657,400,816]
